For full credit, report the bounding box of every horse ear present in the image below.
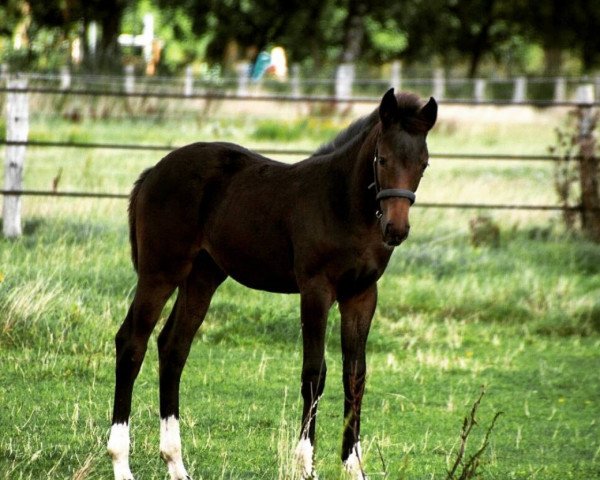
[419,97,438,130]
[379,88,398,129]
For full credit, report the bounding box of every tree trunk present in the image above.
[96,0,127,72]
[339,0,367,63]
[543,46,563,76]
[467,19,492,78]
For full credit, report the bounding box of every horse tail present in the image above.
[128,168,153,272]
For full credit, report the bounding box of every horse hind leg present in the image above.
[108,275,176,480]
[157,252,226,480]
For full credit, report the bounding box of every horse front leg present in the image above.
[339,284,377,479]
[295,281,334,479]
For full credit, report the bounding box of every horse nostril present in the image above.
[385,223,410,245]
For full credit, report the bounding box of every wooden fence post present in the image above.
[554,77,566,103]
[513,76,527,103]
[0,64,8,85]
[433,68,445,100]
[290,64,301,98]
[124,65,135,93]
[576,84,600,241]
[3,78,29,239]
[184,65,193,97]
[474,78,486,103]
[60,66,71,90]
[390,60,402,92]
[335,63,355,100]
[236,62,250,96]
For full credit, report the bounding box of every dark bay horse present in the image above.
[107,89,437,480]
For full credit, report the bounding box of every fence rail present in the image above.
[0,189,590,212]
[3,67,600,103]
[1,86,599,107]
[2,80,599,238]
[0,139,579,161]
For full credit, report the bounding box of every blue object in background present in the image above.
[251,51,271,80]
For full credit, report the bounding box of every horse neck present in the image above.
[331,124,380,224]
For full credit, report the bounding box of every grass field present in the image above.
[1,101,599,479]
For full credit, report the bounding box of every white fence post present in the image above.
[184,65,193,97]
[60,66,71,90]
[474,78,486,102]
[236,62,250,96]
[433,68,445,100]
[3,78,29,239]
[124,65,135,93]
[0,64,8,85]
[554,77,566,103]
[335,63,355,100]
[390,60,402,92]
[576,84,595,105]
[513,76,527,103]
[291,64,301,98]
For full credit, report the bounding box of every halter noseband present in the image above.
[369,152,416,218]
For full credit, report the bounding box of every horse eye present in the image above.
[378,157,387,166]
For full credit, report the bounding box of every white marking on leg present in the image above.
[107,422,134,480]
[160,416,189,480]
[295,437,317,479]
[344,442,367,479]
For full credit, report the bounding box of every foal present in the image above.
[107,89,437,479]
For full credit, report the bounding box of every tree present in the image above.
[339,0,368,63]
[391,0,517,77]
[514,0,600,74]
[7,0,130,71]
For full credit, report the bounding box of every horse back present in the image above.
[129,142,293,283]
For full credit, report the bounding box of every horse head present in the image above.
[374,88,437,246]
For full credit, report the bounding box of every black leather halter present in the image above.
[369,152,416,218]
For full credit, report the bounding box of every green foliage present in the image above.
[251,119,340,142]
[1,0,600,75]
[364,18,407,62]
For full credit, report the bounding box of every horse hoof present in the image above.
[343,443,367,480]
[295,437,318,479]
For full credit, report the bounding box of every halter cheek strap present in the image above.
[370,153,416,218]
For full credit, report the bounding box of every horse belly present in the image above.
[230,266,299,294]
[206,235,298,294]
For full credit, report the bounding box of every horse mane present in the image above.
[313,109,380,157]
[313,92,427,157]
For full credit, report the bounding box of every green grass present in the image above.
[1,107,599,479]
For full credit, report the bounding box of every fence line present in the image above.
[1,189,591,212]
[0,139,577,161]
[1,86,599,108]
[5,67,600,104]
[2,84,598,238]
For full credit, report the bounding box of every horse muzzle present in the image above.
[383,220,410,246]
[374,187,415,247]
